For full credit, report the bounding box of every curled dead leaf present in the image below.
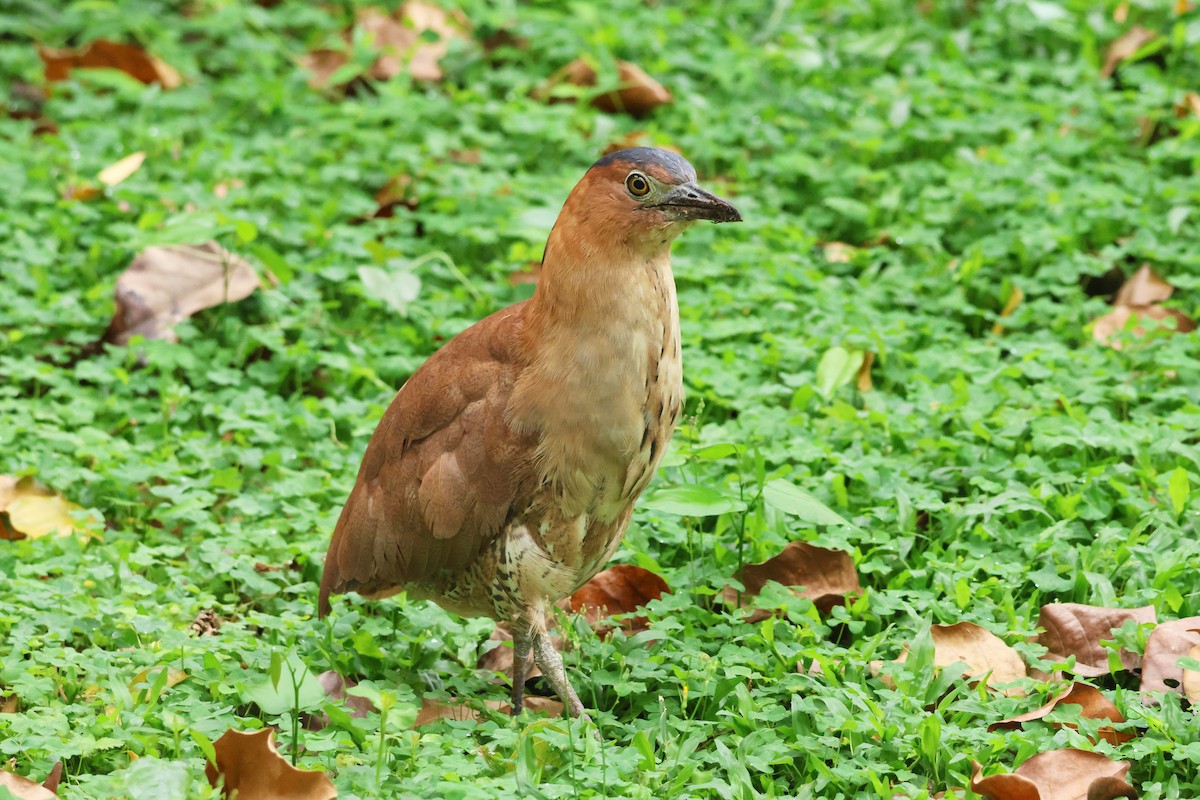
[1092,304,1195,348]
[97,152,146,187]
[0,762,62,800]
[508,261,541,287]
[895,622,1026,695]
[304,671,373,732]
[821,241,858,263]
[1100,26,1158,78]
[40,40,181,88]
[102,242,266,345]
[722,541,860,619]
[204,728,336,800]
[1034,603,1156,677]
[536,58,672,117]
[2,693,18,713]
[1139,616,1200,702]
[856,351,874,392]
[476,621,566,684]
[1182,644,1200,703]
[0,476,86,540]
[1114,264,1173,307]
[992,285,1024,335]
[989,682,1133,745]
[970,750,1134,800]
[567,563,669,635]
[190,609,222,637]
[300,4,468,89]
[413,695,563,726]
[1176,92,1200,119]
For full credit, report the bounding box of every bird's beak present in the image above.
[655,182,742,223]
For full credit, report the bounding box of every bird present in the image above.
[319,147,741,719]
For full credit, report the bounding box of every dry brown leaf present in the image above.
[304,670,372,732]
[102,242,265,345]
[0,762,61,800]
[536,59,672,117]
[1101,26,1158,78]
[856,351,875,392]
[567,563,669,635]
[477,622,567,682]
[2,694,18,713]
[128,666,187,697]
[722,541,860,618]
[204,728,336,800]
[1035,603,1156,676]
[0,476,84,540]
[190,609,222,637]
[821,242,858,263]
[970,750,1133,800]
[989,683,1132,745]
[1091,304,1195,349]
[413,695,563,726]
[1176,92,1200,119]
[1182,643,1200,703]
[992,286,1025,335]
[300,4,468,89]
[896,622,1026,694]
[1114,264,1173,307]
[97,152,146,187]
[507,261,541,287]
[40,40,181,88]
[1139,616,1200,701]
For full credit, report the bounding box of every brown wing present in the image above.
[318,301,538,616]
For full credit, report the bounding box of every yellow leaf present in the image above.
[98,151,146,187]
[0,476,83,539]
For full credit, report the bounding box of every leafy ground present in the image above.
[3,0,1200,797]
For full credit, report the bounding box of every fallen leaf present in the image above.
[507,261,541,286]
[97,152,146,187]
[204,728,335,800]
[0,476,84,540]
[1114,264,1173,307]
[1182,644,1200,703]
[40,40,181,88]
[989,683,1133,745]
[2,694,18,713]
[1091,304,1195,349]
[1034,603,1155,677]
[190,609,222,637]
[102,242,266,345]
[992,285,1024,335]
[896,622,1026,694]
[1139,616,1200,701]
[535,58,672,117]
[413,695,563,726]
[567,564,669,635]
[128,666,187,697]
[316,671,374,719]
[0,762,61,800]
[1176,92,1200,119]
[856,351,875,392]
[477,620,565,684]
[300,4,468,89]
[722,541,860,618]
[1100,26,1158,78]
[821,241,858,263]
[970,750,1133,800]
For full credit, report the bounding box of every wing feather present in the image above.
[318,302,537,616]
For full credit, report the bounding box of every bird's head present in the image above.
[552,147,741,257]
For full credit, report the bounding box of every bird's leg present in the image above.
[510,619,533,715]
[532,630,589,720]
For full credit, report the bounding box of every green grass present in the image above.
[2,0,1200,797]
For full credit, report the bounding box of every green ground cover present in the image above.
[2,0,1200,797]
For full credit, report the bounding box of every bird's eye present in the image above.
[625,172,651,197]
